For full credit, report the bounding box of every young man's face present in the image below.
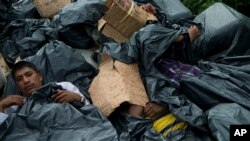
[14,66,43,97]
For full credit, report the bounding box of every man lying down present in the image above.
[0,61,117,141]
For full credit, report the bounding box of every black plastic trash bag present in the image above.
[0,83,118,141]
[51,0,107,47]
[207,103,250,141]
[191,3,250,62]
[4,41,97,100]
[17,19,57,59]
[134,0,194,23]
[52,0,107,27]
[180,61,250,111]
[28,40,97,99]
[109,97,211,141]
[102,20,250,140]
[0,0,8,31]
[58,24,94,49]
[17,27,54,59]
[0,19,55,66]
[0,20,26,66]
[102,24,211,140]
[8,0,40,21]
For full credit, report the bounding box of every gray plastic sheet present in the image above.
[191,3,250,63]
[4,41,97,100]
[0,19,55,66]
[208,103,250,141]
[102,24,211,140]
[134,0,194,23]
[101,3,250,139]
[0,83,118,141]
[8,0,40,21]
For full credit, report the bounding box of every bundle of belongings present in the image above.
[0,0,250,140]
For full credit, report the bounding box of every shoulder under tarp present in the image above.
[0,83,118,141]
[4,40,97,100]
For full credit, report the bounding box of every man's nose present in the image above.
[23,76,30,84]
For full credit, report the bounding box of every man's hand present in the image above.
[0,95,24,112]
[51,89,81,104]
[140,3,157,15]
[144,102,168,118]
[188,25,200,42]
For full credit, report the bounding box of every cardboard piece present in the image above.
[33,0,71,18]
[0,53,10,76]
[88,54,149,117]
[98,0,157,43]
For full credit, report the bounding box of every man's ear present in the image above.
[39,74,43,82]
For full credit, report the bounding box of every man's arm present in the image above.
[52,82,89,105]
[144,102,169,119]
[0,95,24,125]
[140,3,157,15]
[0,95,24,112]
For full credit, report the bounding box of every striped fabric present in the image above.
[157,59,201,88]
[0,113,8,125]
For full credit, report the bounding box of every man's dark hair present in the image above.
[11,61,40,81]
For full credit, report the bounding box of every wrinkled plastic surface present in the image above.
[0,0,8,31]
[51,0,107,46]
[102,24,211,140]
[102,3,250,138]
[191,3,250,63]
[58,24,94,49]
[109,110,210,141]
[1,1,250,140]
[208,103,250,141]
[0,0,40,32]
[0,83,118,141]
[29,41,97,99]
[52,0,106,27]
[134,0,194,23]
[8,0,40,21]
[180,61,250,111]
[4,41,97,100]
[0,19,56,66]
[0,0,106,66]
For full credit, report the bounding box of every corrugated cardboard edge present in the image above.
[33,0,71,18]
[106,0,114,8]
[98,18,128,43]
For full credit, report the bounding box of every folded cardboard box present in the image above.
[33,0,71,18]
[98,0,156,43]
[88,54,149,117]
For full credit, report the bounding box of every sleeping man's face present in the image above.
[14,66,43,97]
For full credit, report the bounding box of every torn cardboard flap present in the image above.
[88,54,149,117]
[33,0,71,18]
